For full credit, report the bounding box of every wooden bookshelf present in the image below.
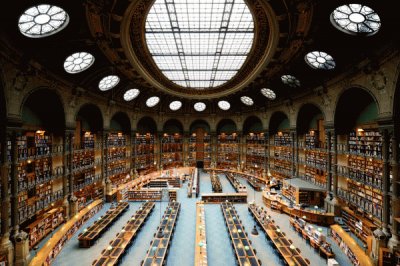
[245,133,266,175]
[29,200,103,266]
[107,133,129,186]
[217,133,239,169]
[330,224,373,266]
[341,206,377,244]
[134,133,156,174]
[25,207,64,249]
[271,132,292,179]
[161,133,183,169]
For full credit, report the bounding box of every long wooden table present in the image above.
[92,201,155,266]
[29,200,103,266]
[289,218,335,259]
[202,193,247,203]
[78,202,129,247]
[248,203,310,266]
[225,173,247,193]
[195,202,208,266]
[263,192,335,226]
[221,202,260,266]
[141,201,181,266]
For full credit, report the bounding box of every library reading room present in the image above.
[0,0,399,266]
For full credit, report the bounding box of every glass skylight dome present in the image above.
[145,0,254,89]
[18,4,69,38]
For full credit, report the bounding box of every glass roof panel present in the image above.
[145,0,254,89]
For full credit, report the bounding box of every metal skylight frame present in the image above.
[145,0,254,89]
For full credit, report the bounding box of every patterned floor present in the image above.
[49,171,353,266]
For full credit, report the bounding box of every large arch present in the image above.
[110,111,131,133]
[76,103,104,133]
[217,119,237,134]
[21,88,65,134]
[296,103,324,135]
[189,119,211,133]
[334,87,379,134]
[137,116,157,134]
[243,115,263,134]
[163,119,184,134]
[269,111,289,134]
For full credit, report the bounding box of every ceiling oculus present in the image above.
[145,0,254,89]
[18,4,69,38]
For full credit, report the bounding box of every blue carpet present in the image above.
[43,173,354,266]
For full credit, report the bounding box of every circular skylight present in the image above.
[64,52,95,74]
[331,4,381,36]
[145,0,254,89]
[218,101,231,111]
[146,96,160,107]
[194,102,206,112]
[305,51,336,70]
[98,75,120,91]
[169,101,182,111]
[123,89,140,101]
[261,88,276,100]
[240,96,254,106]
[281,75,300,87]
[18,4,69,38]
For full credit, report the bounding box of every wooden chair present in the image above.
[305,258,311,265]
[288,239,293,244]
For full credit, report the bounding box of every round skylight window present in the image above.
[64,52,95,74]
[194,102,206,112]
[98,75,120,91]
[18,4,69,38]
[305,51,336,70]
[240,96,254,106]
[169,101,182,111]
[218,101,231,111]
[146,96,160,107]
[260,88,276,100]
[145,0,254,89]
[331,4,381,36]
[281,75,300,88]
[123,89,140,101]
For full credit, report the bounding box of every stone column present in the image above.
[324,129,340,215]
[290,129,297,177]
[183,131,189,167]
[388,133,400,250]
[263,132,268,179]
[238,131,244,171]
[0,130,14,265]
[62,129,74,220]
[66,130,77,217]
[103,131,112,200]
[14,230,30,266]
[10,130,20,237]
[380,127,391,236]
[131,131,137,179]
[210,132,217,168]
[157,132,163,171]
